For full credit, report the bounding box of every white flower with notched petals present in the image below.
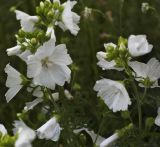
[13,120,36,147]
[5,64,23,103]
[0,124,7,136]
[100,133,119,147]
[128,35,153,57]
[37,117,61,141]
[129,58,160,88]
[27,39,72,90]
[94,79,131,112]
[15,10,39,32]
[6,45,21,56]
[155,107,160,126]
[58,0,80,36]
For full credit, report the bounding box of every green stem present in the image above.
[94,114,106,144]
[124,63,142,129]
[142,87,147,102]
[131,81,142,129]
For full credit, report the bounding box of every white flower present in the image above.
[97,51,123,71]
[13,120,36,147]
[5,64,23,103]
[100,133,118,147]
[46,26,56,41]
[94,79,131,112]
[74,128,105,146]
[155,107,160,126]
[129,58,160,88]
[58,0,80,36]
[64,89,73,100]
[128,35,153,57]
[15,10,39,32]
[6,45,21,56]
[27,39,72,90]
[37,117,61,141]
[24,97,43,111]
[0,124,7,136]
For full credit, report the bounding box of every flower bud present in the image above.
[53,1,60,9]
[47,11,54,19]
[141,2,150,13]
[31,38,37,45]
[40,1,45,9]
[145,117,154,130]
[121,111,130,119]
[18,29,25,37]
[59,6,64,12]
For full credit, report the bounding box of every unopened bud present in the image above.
[31,38,37,45]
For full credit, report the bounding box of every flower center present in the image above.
[41,57,53,68]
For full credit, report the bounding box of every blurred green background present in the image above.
[1,0,160,146]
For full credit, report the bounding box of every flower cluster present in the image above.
[94,34,160,145]
[3,0,80,146]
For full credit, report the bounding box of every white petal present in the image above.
[62,0,80,35]
[35,39,55,59]
[128,61,147,78]
[49,64,71,85]
[104,43,117,49]
[155,107,160,126]
[52,92,59,101]
[37,117,61,141]
[100,133,119,147]
[5,85,23,103]
[15,140,32,147]
[6,45,21,56]
[27,56,42,78]
[128,35,153,57]
[147,58,160,80]
[96,52,123,71]
[5,64,21,87]
[15,10,38,32]
[24,98,43,111]
[0,124,7,136]
[94,79,131,112]
[15,10,29,20]
[13,121,35,147]
[64,89,73,100]
[13,120,36,141]
[32,87,43,97]
[46,26,56,41]
[18,50,31,62]
[33,67,56,90]
[58,22,68,31]
[50,44,72,65]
